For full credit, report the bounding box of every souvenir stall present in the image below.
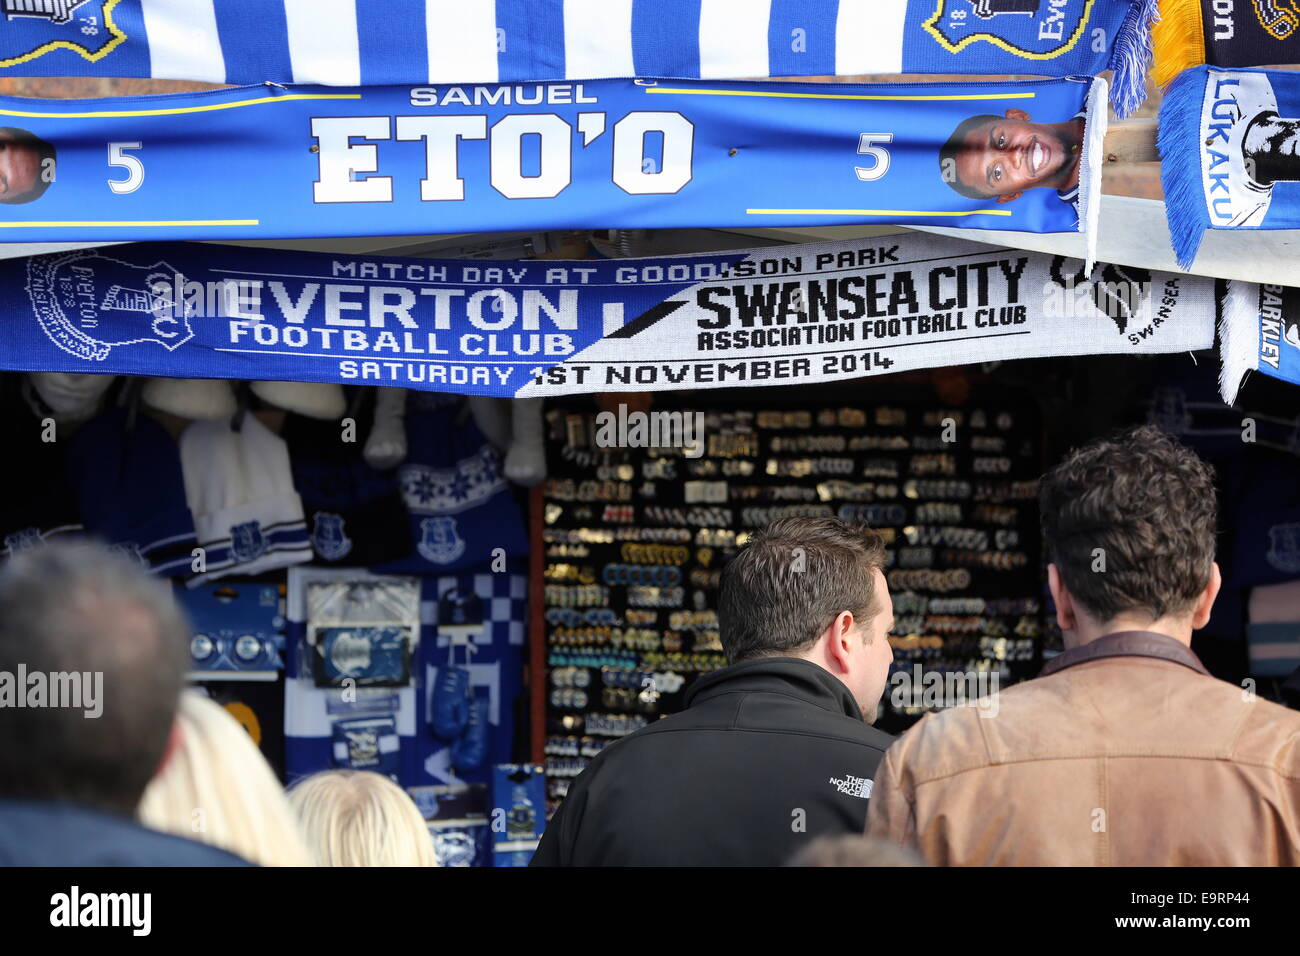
[0,0,1298,867]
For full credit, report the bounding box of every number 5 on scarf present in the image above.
[855,134,894,182]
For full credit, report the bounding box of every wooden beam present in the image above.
[1103,119,1159,165]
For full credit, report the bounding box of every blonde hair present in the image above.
[289,770,437,867]
[138,691,313,866]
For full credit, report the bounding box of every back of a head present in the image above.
[138,692,312,866]
[289,770,437,867]
[718,516,886,663]
[1039,425,1218,623]
[0,541,188,817]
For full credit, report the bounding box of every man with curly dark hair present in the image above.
[868,426,1300,866]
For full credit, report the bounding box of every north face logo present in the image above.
[830,774,874,799]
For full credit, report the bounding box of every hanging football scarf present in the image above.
[0,76,1105,243]
[0,233,1223,396]
[1152,0,1300,90]
[1158,66,1300,269]
[0,1,1156,115]
[1219,281,1300,403]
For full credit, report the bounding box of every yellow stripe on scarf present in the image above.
[1152,0,1208,89]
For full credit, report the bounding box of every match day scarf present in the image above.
[0,233,1226,397]
[1158,66,1300,268]
[0,1,1157,115]
[0,76,1107,246]
[1219,280,1300,403]
[1153,0,1300,90]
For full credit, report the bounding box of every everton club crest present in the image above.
[417,516,467,565]
[310,512,353,561]
[229,521,267,563]
[25,250,195,362]
[924,0,1099,60]
[1,1,126,69]
[1267,523,1300,574]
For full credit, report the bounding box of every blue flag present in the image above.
[0,1,1157,115]
[0,76,1104,242]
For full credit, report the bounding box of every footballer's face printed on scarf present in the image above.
[941,109,1084,204]
[0,127,55,205]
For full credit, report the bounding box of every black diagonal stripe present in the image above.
[607,300,687,339]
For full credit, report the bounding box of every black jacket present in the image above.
[0,800,253,866]
[532,657,894,866]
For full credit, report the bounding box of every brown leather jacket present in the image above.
[867,632,1300,865]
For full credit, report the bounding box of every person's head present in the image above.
[786,834,927,867]
[289,770,438,867]
[0,127,55,204]
[138,692,313,866]
[1040,425,1220,646]
[718,516,894,718]
[939,109,1078,203]
[0,541,189,817]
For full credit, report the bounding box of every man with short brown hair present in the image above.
[534,516,895,866]
[867,425,1300,865]
[0,541,249,865]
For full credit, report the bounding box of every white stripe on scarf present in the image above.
[426,0,500,84]
[141,0,224,82]
[563,0,635,80]
[699,0,772,79]
[835,0,907,75]
[285,0,361,86]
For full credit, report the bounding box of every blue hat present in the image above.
[375,394,528,575]
[66,407,197,577]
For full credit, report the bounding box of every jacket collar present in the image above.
[1040,631,1210,679]
[685,656,863,720]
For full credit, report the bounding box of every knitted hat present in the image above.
[28,372,117,423]
[250,381,347,420]
[282,412,410,566]
[180,414,312,585]
[374,394,528,575]
[66,408,197,577]
[143,378,237,421]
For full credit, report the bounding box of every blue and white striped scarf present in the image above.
[1,0,1158,114]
